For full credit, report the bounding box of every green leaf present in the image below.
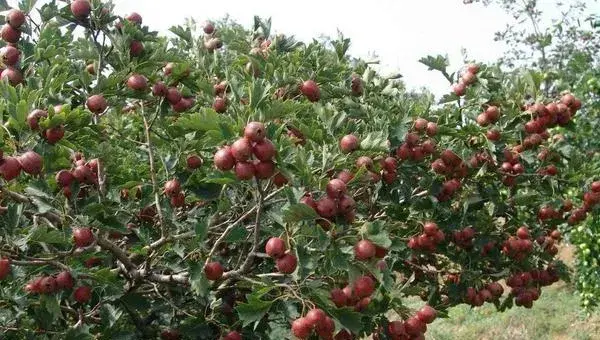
[236,287,275,328]
[282,203,318,223]
[65,325,93,340]
[39,294,61,322]
[329,307,363,334]
[28,226,68,244]
[189,263,210,297]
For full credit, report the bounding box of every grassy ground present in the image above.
[420,283,600,340]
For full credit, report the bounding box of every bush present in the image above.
[0,1,593,339]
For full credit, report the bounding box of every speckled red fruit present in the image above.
[305,308,326,328]
[265,237,286,258]
[254,160,275,179]
[125,12,142,25]
[74,285,91,303]
[130,40,144,57]
[72,165,92,183]
[222,331,241,340]
[164,88,181,105]
[426,122,438,136]
[356,156,373,169]
[253,139,276,161]
[73,227,94,248]
[203,21,215,34]
[404,317,425,336]
[204,261,224,280]
[213,97,228,113]
[234,161,255,180]
[316,316,335,338]
[326,178,347,198]
[231,138,252,161]
[330,288,348,307]
[152,82,168,97]
[1,46,20,66]
[291,317,312,339]
[486,129,501,141]
[1,67,22,85]
[56,271,74,290]
[300,195,317,210]
[316,197,337,218]
[485,106,500,121]
[388,321,406,336]
[452,82,466,96]
[86,94,107,114]
[381,157,397,172]
[354,240,376,260]
[164,179,181,197]
[39,276,57,294]
[18,151,43,175]
[0,156,21,181]
[45,126,65,144]
[417,305,437,323]
[127,74,147,91]
[6,9,25,29]
[71,0,91,18]
[185,155,202,170]
[353,276,375,298]
[338,194,356,213]
[337,170,354,183]
[440,149,461,167]
[160,330,182,340]
[462,71,476,85]
[516,226,530,239]
[244,122,266,142]
[273,172,288,187]
[300,80,320,102]
[276,253,297,274]
[423,222,438,236]
[0,258,11,280]
[340,134,359,153]
[1,24,21,43]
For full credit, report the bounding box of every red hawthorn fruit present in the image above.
[431,158,448,175]
[476,113,489,126]
[86,94,108,114]
[253,139,276,161]
[71,0,91,18]
[404,317,425,336]
[170,192,185,207]
[0,156,22,181]
[56,170,75,187]
[426,122,438,136]
[214,147,235,171]
[213,97,227,113]
[0,258,11,280]
[27,109,48,130]
[353,276,375,298]
[335,330,353,340]
[300,194,317,210]
[467,63,480,74]
[45,125,65,144]
[326,178,347,198]
[39,276,57,294]
[127,74,148,91]
[423,222,438,236]
[488,282,504,297]
[462,71,476,85]
[231,138,252,161]
[330,288,348,307]
[300,80,320,102]
[388,321,406,337]
[1,24,20,44]
[254,160,275,179]
[396,143,411,160]
[6,9,26,29]
[486,129,501,141]
[291,317,312,339]
[73,228,94,248]
[516,226,529,239]
[265,237,286,258]
[417,305,437,324]
[405,132,420,146]
[356,156,374,169]
[166,87,182,105]
[204,262,224,280]
[18,151,43,175]
[73,165,93,183]
[354,240,376,260]
[56,271,74,290]
[73,285,91,303]
[440,149,461,167]
[234,161,255,180]
[163,179,181,197]
[315,316,335,338]
[203,21,215,34]
[0,46,20,66]
[152,81,168,97]
[485,106,500,121]
[452,82,466,96]
[337,170,354,183]
[355,296,371,312]
[382,170,396,184]
[244,122,266,142]
[422,139,436,154]
[1,67,23,85]
[305,308,326,328]
[338,194,356,213]
[342,285,356,304]
[340,134,359,153]
[125,12,142,25]
[129,40,144,57]
[381,156,397,172]
[186,155,203,169]
[276,253,297,274]
[316,197,337,218]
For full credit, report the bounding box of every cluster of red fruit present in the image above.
[535,228,562,256]
[163,178,186,208]
[150,63,195,113]
[523,93,582,133]
[291,308,336,339]
[301,178,357,227]
[499,149,525,187]
[396,119,438,162]
[22,270,92,303]
[214,122,279,181]
[212,79,228,113]
[475,105,501,127]
[431,150,467,201]
[350,74,363,96]
[55,153,100,198]
[464,282,504,307]
[0,9,26,86]
[451,226,476,249]
[536,148,559,176]
[407,222,445,252]
[202,20,223,52]
[452,63,480,97]
[380,305,437,340]
[501,226,533,261]
[0,150,42,181]
[506,267,559,308]
[353,239,388,266]
[564,181,600,225]
[265,237,298,274]
[27,106,70,144]
[329,275,375,312]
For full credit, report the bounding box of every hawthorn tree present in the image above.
[466,0,600,310]
[0,0,594,339]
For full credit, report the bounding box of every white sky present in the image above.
[8,0,600,96]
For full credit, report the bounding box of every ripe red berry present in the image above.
[354,240,376,260]
[214,147,235,171]
[213,97,227,113]
[291,317,312,339]
[203,21,215,35]
[231,138,252,161]
[186,155,203,169]
[86,94,108,114]
[45,125,65,144]
[452,82,466,96]
[340,134,359,153]
[127,74,148,91]
[316,197,337,218]
[1,24,20,44]
[1,67,23,85]
[338,194,356,214]
[125,12,142,25]
[253,139,276,161]
[6,9,26,29]
[73,227,94,248]
[305,308,326,328]
[326,178,347,198]
[71,0,91,18]
[414,118,428,131]
[0,156,21,181]
[353,275,375,298]
[265,237,286,258]
[0,45,20,66]
[423,222,438,236]
[330,288,348,307]
[356,156,374,169]
[73,286,92,303]
[18,151,43,175]
[130,40,144,57]
[300,80,320,102]
[0,258,11,280]
[39,276,57,294]
[56,271,74,290]
[204,261,224,280]
[244,122,266,142]
[416,305,437,324]
[275,253,297,274]
[516,226,530,239]
[426,122,438,136]
[164,179,181,197]
[234,161,255,180]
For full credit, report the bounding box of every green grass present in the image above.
[419,283,600,340]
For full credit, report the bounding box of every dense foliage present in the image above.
[0,0,596,339]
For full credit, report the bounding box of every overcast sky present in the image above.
[7,0,600,96]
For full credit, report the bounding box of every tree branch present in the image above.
[96,237,137,270]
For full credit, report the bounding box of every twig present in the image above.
[96,237,137,270]
[146,231,195,251]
